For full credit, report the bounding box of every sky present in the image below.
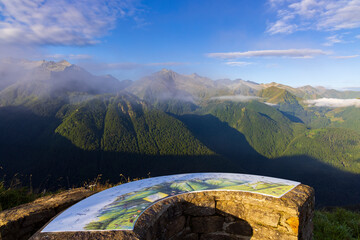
[0,0,360,89]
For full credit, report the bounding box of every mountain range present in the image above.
[1,59,360,207]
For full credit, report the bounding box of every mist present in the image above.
[305,98,360,108]
[0,59,131,99]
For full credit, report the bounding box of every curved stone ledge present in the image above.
[31,184,314,240]
[0,188,93,240]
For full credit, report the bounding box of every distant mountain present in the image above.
[55,93,213,155]
[258,86,315,124]
[260,82,360,100]
[127,69,220,102]
[283,128,360,173]
[215,78,262,96]
[201,100,307,158]
[259,86,299,104]
[0,59,130,108]
[126,69,360,108]
[1,60,360,207]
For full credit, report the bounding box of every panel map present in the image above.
[42,173,300,232]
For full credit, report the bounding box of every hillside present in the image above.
[201,100,307,158]
[259,86,316,124]
[55,94,213,155]
[1,63,360,207]
[283,128,360,173]
[326,107,360,133]
[259,86,299,104]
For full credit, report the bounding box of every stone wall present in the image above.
[0,188,93,240]
[134,184,314,240]
[32,184,314,240]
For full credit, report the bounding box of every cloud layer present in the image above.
[207,49,328,59]
[305,98,360,108]
[0,0,139,45]
[225,61,254,66]
[331,55,359,59]
[47,54,93,60]
[79,61,186,71]
[268,0,360,34]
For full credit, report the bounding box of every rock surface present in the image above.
[0,188,93,240]
[31,184,314,240]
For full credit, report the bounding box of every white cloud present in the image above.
[331,55,359,59]
[210,95,261,102]
[264,102,278,106]
[268,0,360,34]
[79,61,186,71]
[343,87,360,91]
[0,0,140,45]
[305,98,360,108]
[268,0,289,8]
[47,54,93,60]
[207,49,328,59]
[356,35,360,39]
[323,35,343,46]
[146,62,187,67]
[225,61,254,67]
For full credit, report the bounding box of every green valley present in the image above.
[1,61,360,208]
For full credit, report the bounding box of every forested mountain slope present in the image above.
[1,61,360,207]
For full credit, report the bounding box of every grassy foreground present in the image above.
[314,208,360,240]
[0,182,39,211]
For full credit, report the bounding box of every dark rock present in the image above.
[190,216,224,233]
[200,232,249,240]
[165,215,186,238]
[224,220,253,236]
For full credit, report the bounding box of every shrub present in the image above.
[314,208,360,240]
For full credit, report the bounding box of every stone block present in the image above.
[183,193,216,216]
[200,232,249,240]
[165,215,186,238]
[243,207,280,228]
[224,220,253,236]
[216,200,245,218]
[252,224,297,240]
[183,233,199,240]
[190,216,224,233]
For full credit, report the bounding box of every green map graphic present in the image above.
[85,178,295,230]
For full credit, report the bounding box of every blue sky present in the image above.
[0,0,360,89]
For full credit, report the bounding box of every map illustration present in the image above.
[42,173,300,232]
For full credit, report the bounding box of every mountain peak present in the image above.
[40,60,72,72]
[160,68,172,73]
[190,73,201,78]
[58,60,72,67]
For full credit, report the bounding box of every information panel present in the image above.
[42,173,300,232]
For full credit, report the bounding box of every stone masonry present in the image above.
[31,184,314,240]
[0,188,93,240]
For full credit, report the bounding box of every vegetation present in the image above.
[314,208,360,240]
[1,68,360,209]
[0,174,39,211]
[201,100,306,158]
[283,128,360,173]
[259,86,299,104]
[55,95,213,155]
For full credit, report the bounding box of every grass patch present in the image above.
[314,208,360,240]
[0,182,39,211]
